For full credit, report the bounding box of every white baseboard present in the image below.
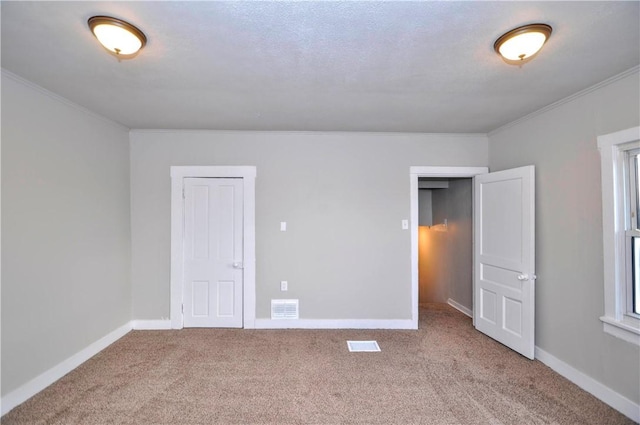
[254,318,416,330]
[535,346,640,423]
[1,322,132,416]
[132,320,172,330]
[447,298,472,318]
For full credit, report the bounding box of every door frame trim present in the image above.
[170,166,257,329]
[409,166,488,328]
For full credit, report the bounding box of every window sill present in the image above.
[600,315,640,346]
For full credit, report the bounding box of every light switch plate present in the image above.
[402,219,409,230]
[280,222,287,231]
[280,281,288,291]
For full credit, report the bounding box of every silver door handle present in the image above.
[233,262,244,269]
[517,274,537,281]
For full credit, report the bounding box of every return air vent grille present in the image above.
[271,299,299,319]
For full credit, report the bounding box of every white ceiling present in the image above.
[2,1,639,133]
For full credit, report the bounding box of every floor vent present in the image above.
[347,340,381,352]
[271,299,299,319]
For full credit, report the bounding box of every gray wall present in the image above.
[418,180,473,309]
[447,179,473,310]
[130,131,488,320]
[422,187,449,303]
[418,190,432,226]
[1,74,132,396]
[488,70,640,403]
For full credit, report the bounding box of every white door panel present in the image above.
[474,166,535,359]
[183,178,243,328]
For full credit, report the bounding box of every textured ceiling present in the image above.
[1,1,639,133]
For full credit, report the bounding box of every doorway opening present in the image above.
[418,177,474,316]
[409,167,488,328]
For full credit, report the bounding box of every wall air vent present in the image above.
[271,299,299,319]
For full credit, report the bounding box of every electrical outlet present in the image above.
[280,281,288,291]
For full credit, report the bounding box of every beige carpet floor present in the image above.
[2,304,635,424]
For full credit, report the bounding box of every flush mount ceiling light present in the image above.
[88,16,147,58]
[494,23,552,64]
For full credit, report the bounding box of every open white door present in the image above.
[183,178,243,328]
[474,166,535,359]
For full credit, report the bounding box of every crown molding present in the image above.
[129,128,489,140]
[1,68,129,133]
[489,65,640,137]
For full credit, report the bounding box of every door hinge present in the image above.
[181,304,184,314]
[182,187,185,199]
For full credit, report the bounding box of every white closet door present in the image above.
[183,178,243,328]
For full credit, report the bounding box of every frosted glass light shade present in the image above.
[494,24,552,63]
[88,16,147,57]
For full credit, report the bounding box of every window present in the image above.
[626,149,640,316]
[598,127,640,345]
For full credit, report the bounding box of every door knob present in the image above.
[517,274,528,281]
[233,262,244,269]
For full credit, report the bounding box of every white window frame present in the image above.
[598,126,640,345]
[625,149,640,317]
